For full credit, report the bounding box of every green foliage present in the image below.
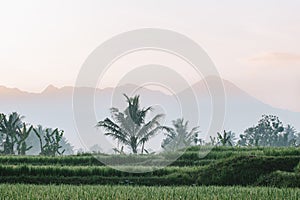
[33,126,65,156]
[161,118,200,151]
[0,112,24,154]
[0,112,71,156]
[0,184,299,200]
[295,162,300,173]
[216,130,236,146]
[97,94,168,154]
[0,147,299,187]
[25,127,73,155]
[0,146,299,167]
[255,171,300,187]
[281,125,298,146]
[196,156,300,186]
[239,115,289,147]
[16,123,33,155]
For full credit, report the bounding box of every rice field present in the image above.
[0,147,299,199]
[0,184,299,200]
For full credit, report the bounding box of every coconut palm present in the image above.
[161,118,200,151]
[217,130,236,146]
[96,94,168,154]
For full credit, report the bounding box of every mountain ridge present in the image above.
[0,78,297,113]
[0,78,299,151]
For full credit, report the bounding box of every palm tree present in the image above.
[161,118,200,151]
[0,112,24,154]
[96,94,167,154]
[217,130,236,146]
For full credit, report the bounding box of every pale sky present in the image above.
[0,0,300,111]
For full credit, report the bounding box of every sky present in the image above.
[0,0,300,112]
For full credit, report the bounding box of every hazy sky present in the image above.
[0,0,300,111]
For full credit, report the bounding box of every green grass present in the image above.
[0,184,299,200]
[0,147,299,187]
[1,146,299,167]
[0,155,299,186]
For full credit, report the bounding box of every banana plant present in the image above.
[16,123,33,155]
[33,126,65,156]
[161,118,200,151]
[217,130,236,146]
[0,112,24,154]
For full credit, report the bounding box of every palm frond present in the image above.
[137,114,164,138]
[137,126,164,145]
[97,118,129,145]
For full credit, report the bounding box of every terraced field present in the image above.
[0,147,299,187]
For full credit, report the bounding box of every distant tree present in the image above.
[59,137,74,155]
[26,126,73,155]
[161,118,200,151]
[276,124,298,147]
[76,148,85,155]
[239,115,284,146]
[33,125,66,156]
[97,94,168,154]
[237,134,247,146]
[216,130,236,146]
[90,144,103,154]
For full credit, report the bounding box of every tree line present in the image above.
[1,94,299,156]
[97,94,300,154]
[0,112,73,156]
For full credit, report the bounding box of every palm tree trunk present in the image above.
[141,141,145,154]
[132,148,137,154]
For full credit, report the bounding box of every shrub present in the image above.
[255,171,300,187]
[196,156,300,186]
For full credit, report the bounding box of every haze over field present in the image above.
[0,77,299,151]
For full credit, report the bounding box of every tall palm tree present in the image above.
[96,94,167,154]
[161,118,200,151]
[217,130,236,146]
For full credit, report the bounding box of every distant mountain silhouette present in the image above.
[0,78,299,152]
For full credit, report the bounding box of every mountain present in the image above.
[0,78,299,152]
